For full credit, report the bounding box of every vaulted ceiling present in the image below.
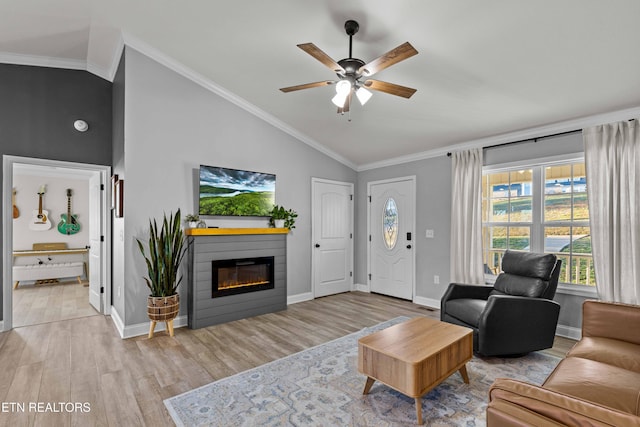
[2,1,640,168]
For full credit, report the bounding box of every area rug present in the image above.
[165,317,560,426]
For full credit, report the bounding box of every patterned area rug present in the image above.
[165,317,560,426]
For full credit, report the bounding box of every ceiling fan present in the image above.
[280,20,418,115]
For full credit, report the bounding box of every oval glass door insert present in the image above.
[383,198,399,250]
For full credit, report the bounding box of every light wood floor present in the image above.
[13,281,98,328]
[0,291,575,426]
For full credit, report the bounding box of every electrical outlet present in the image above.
[434,275,440,284]
[425,229,434,238]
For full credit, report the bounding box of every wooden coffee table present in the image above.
[358,317,473,425]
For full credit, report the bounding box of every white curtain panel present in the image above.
[583,119,640,304]
[450,148,484,284]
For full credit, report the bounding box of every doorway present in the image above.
[311,178,354,298]
[368,176,416,300]
[2,156,111,331]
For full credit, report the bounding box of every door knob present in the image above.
[315,243,320,248]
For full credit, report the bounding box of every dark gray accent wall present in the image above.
[187,234,287,328]
[0,64,113,321]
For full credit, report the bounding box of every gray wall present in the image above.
[356,132,591,332]
[111,53,126,319]
[356,155,453,305]
[117,47,356,327]
[0,64,112,322]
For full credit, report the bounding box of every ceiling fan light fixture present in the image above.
[355,87,372,105]
[332,80,352,107]
[335,80,351,95]
[331,92,349,108]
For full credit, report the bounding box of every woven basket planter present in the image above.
[147,294,180,322]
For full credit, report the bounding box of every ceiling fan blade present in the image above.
[337,91,352,114]
[297,43,345,74]
[363,79,417,98]
[343,92,351,113]
[280,81,334,93]
[358,42,418,77]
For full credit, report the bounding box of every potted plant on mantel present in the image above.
[269,205,298,230]
[184,213,200,228]
[136,209,188,338]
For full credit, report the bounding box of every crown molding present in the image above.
[0,43,123,83]
[121,32,357,171]
[101,32,125,82]
[0,51,86,71]
[356,105,640,171]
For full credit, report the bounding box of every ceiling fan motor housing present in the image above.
[337,58,365,78]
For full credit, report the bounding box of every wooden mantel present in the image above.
[185,228,289,236]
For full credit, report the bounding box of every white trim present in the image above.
[557,284,598,298]
[110,306,125,338]
[311,178,355,298]
[102,33,125,82]
[0,51,86,71]
[3,156,112,331]
[121,32,357,171]
[354,283,370,293]
[0,321,4,332]
[287,292,314,305]
[118,315,188,339]
[366,175,417,300]
[556,324,581,341]
[412,296,440,309]
[357,106,640,171]
[86,60,112,82]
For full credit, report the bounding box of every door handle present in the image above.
[315,243,320,248]
[406,244,412,249]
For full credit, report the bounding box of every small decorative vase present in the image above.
[187,221,198,228]
[147,294,179,338]
[274,219,285,228]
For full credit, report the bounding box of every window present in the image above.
[382,197,399,250]
[482,159,595,287]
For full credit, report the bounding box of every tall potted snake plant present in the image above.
[136,209,188,338]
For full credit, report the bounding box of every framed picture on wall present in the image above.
[115,179,124,218]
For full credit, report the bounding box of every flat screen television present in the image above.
[199,165,275,217]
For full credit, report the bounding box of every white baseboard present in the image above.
[110,306,125,338]
[110,306,188,339]
[556,324,581,340]
[413,296,441,309]
[287,292,314,305]
[0,320,4,332]
[354,283,369,293]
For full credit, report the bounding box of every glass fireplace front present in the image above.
[211,256,275,298]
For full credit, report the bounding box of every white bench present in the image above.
[13,261,85,289]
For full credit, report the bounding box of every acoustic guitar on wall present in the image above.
[58,188,80,235]
[29,185,52,231]
[12,188,19,218]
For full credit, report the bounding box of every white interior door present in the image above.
[88,172,102,312]
[369,177,415,300]
[312,179,353,298]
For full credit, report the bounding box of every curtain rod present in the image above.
[446,129,581,157]
[447,118,637,157]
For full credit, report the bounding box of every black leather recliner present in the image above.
[441,250,562,356]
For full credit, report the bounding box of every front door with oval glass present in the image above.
[369,177,415,300]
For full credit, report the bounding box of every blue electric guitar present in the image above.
[58,189,80,235]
